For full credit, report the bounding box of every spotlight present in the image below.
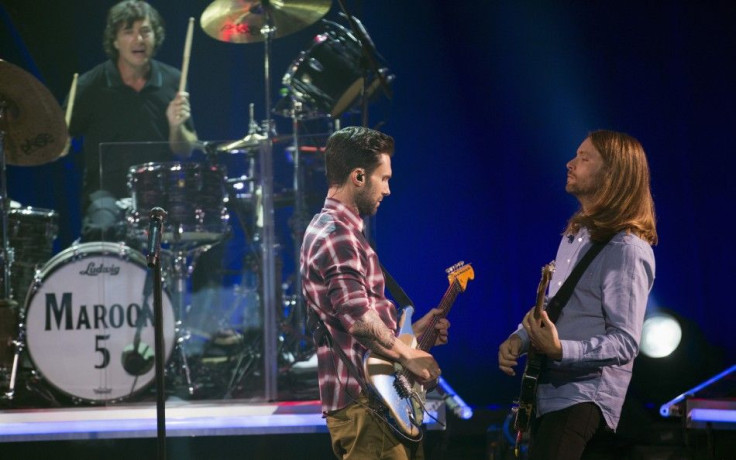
[640,312,682,358]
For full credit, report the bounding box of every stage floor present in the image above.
[0,397,446,443]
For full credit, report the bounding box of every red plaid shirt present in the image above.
[300,198,398,413]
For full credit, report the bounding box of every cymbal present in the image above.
[0,59,68,166]
[200,0,331,44]
[217,132,268,152]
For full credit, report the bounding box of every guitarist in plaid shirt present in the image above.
[300,126,450,460]
[498,130,657,460]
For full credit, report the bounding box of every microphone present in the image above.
[146,207,167,268]
[436,377,473,420]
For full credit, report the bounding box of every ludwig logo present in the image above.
[79,262,121,276]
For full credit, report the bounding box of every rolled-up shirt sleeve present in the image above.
[323,229,372,330]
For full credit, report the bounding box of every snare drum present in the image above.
[24,242,175,402]
[282,22,367,118]
[127,162,229,243]
[0,207,58,303]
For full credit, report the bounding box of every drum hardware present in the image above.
[201,1,332,400]
[217,103,265,155]
[0,59,66,399]
[159,243,219,397]
[283,99,311,360]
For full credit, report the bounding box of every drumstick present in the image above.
[60,72,78,157]
[65,72,79,126]
[178,17,194,93]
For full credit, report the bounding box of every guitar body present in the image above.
[512,262,555,447]
[513,349,545,432]
[363,262,474,440]
[363,307,424,439]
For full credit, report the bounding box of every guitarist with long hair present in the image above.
[498,130,657,460]
[300,126,451,459]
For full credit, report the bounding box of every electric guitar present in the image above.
[512,261,556,454]
[363,261,474,440]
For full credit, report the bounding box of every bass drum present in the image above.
[24,242,175,402]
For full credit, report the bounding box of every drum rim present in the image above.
[22,241,176,403]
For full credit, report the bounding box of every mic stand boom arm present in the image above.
[334,0,392,126]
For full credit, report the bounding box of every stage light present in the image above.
[640,312,682,358]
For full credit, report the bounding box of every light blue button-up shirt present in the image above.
[514,227,655,430]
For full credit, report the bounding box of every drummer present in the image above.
[65,0,197,241]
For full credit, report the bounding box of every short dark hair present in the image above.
[103,0,165,61]
[324,126,395,186]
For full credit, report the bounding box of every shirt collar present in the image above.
[324,197,364,233]
[103,59,163,90]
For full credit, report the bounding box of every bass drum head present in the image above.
[24,242,175,402]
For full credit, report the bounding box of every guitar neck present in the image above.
[416,280,461,351]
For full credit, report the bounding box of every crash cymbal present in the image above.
[200,0,331,44]
[0,60,68,166]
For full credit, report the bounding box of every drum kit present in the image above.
[0,0,392,406]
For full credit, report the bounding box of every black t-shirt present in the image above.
[68,59,195,205]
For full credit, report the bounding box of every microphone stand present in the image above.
[334,1,393,240]
[335,0,393,127]
[147,207,167,460]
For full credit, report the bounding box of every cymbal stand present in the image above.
[0,101,18,400]
[163,241,213,396]
[256,12,279,402]
[286,102,309,357]
[0,101,14,302]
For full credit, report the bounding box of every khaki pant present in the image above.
[325,395,424,460]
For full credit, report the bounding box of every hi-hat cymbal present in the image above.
[217,132,268,152]
[0,59,68,166]
[200,0,331,44]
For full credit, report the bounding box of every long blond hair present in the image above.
[565,130,658,245]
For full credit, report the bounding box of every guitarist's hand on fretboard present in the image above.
[522,308,563,360]
[498,334,523,376]
[412,307,451,346]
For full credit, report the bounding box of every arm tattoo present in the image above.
[351,310,396,353]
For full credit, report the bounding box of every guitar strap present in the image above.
[380,263,415,310]
[545,234,614,323]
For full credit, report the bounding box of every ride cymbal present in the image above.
[200,0,331,44]
[0,59,68,166]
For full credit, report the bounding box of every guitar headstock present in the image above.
[540,261,555,285]
[446,261,475,291]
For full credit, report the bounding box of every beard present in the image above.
[566,171,605,201]
[355,182,378,216]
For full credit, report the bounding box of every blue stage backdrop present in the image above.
[2,1,735,410]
